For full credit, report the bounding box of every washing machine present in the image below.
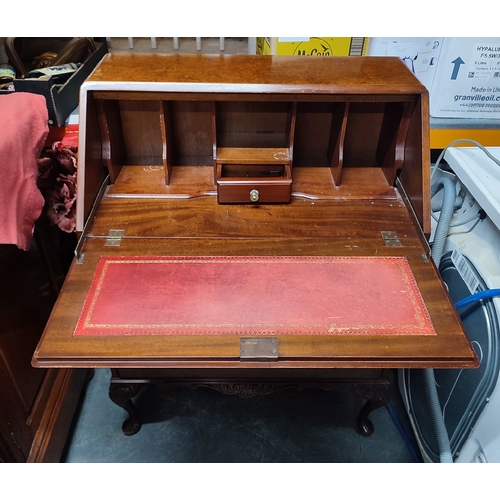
[400,145,500,463]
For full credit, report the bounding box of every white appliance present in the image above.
[400,146,500,463]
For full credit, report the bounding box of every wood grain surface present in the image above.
[33,54,475,371]
[34,196,477,369]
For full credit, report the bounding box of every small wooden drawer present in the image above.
[217,176,292,204]
[215,148,292,204]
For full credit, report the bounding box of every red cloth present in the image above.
[37,142,77,233]
[0,93,48,250]
[74,256,436,337]
[61,124,79,148]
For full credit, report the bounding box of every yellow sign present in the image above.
[256,37,367,56]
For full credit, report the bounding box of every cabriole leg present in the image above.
[354,383,391,437]
[108,382,144,436]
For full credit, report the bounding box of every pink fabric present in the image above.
[0,93,48,250]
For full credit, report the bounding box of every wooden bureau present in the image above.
[33,53,478,437]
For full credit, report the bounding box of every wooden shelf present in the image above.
[216,147,290,164]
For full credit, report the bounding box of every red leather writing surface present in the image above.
[74,256,436,336]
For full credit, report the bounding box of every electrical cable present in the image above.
[431,139,500,184]
[431,211,480,227]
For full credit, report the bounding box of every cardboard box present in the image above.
[367,38,443,93]
[12,39,108,126]
[429,38,500,119]
[256,37,367,56]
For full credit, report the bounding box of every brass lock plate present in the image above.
[240,338,278,361]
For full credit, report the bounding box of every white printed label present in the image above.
[451,249,480,294]
[469,44,500,79]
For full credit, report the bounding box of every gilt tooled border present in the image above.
[74,256,436,337]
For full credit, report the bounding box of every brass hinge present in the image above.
[381,231,402,247]
[105,229,125,246]
[240,338,278,361]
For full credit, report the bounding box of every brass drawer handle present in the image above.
[249,189,260,202]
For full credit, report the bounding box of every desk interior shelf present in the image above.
[86,90,426,231]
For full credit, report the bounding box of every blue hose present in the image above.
[454,289,500,310]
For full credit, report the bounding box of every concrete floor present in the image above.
[62,368,421,463]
